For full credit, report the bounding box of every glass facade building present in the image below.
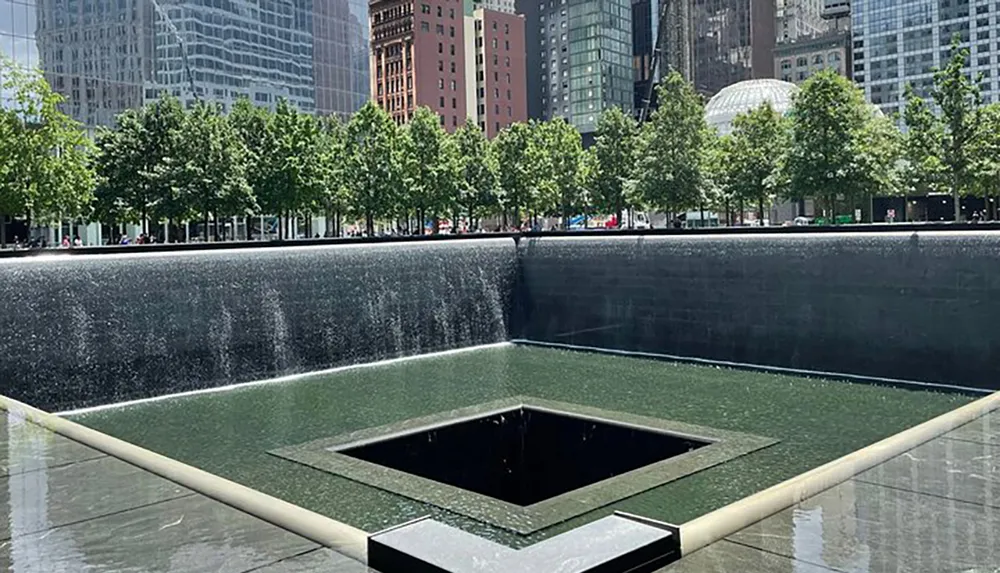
[1,0,368,128]
[852,0,1000,117]
[692,0,775,96]
[518,0,632,134]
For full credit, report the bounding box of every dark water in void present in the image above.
[73,345,972,547]
[0,239,515,410]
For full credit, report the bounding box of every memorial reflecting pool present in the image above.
[71,344,972,547]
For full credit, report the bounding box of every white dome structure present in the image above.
[704,79,799,136]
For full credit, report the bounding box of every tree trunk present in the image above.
[561,196,570,230]
[724,198,731,227]
[738,198,744,226]
[366,212,374,236]
[0,216,6,248]
[615,197,623,229]
[829,194,837,225]
[757,198,764,226]
[214,213,221,241]
[203,208,211,242]
[953,173,961,222]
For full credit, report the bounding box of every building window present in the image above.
[450,44,455,55]
[506,73,510,83]
[440,96,445,106]
[439,42,443,53]
[453,115,458,126]
[496,121,500,132]
[493,38,498,48]
[505,23,510,34]
[452,97,457,108]
[451,80,456,90]
[813,54,823,65]
[436,24,444,34]
[507,106,512,116]
[828,52,841,63]
[437,6,442,16]
[505,57,510,66]
[450,26,455,37]
[439,78,445,88]
[494,54,499,65]
[507,89,511,99]
[495,88,500,97]
[449,8,454,18]
[493,21,497,30]
[421,3,430,13]
[495,103,500,114]
[796,56,807,66]
[451,61,456,72]
[421,21,430,31]
[505,40,510,50]
[439,60,444,71]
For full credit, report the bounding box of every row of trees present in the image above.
[3,39,1000,243]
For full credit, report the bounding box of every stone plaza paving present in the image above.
[0,408,370,573]
[663,409,1000,573]
[3,400,999,572]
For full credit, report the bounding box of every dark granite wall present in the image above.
[0,239,516,410]
[514,233,1000,391]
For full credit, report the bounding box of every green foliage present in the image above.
[931,40,982,219]
[901,85,946,195]
[400,107,462,230]
[636,72,711,216]
[722,102,790,220]
[534,118,583,226]
[591,107,639,225]
[783,70,878,219]
[261,99,326,233]
[179,101,255,231]
[345,101,402,234]
[0,55,95,234]
[493,121,545,223]
[454,121,499,227]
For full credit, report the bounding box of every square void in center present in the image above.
[340,406,710,506]
[270,397,777,534]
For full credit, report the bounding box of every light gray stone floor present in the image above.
[662,409,1000,573]
[0,409,372,573]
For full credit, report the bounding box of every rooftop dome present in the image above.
[704,79,799,136]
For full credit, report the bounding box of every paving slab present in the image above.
[0,489,321,573]
[660,539,838,573]
[856,436,1000,510]
[944,410,1000,446]
[727,478,1000,573]
[0,410,106,477]
[249,548,375,573]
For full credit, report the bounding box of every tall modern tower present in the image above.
[691,0,775,96]
[517,0,633,136]
[22,0,369,128]
[851,0,999,117]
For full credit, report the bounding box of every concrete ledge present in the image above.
[0,394,369,564]
[368,511,679,573]
[679,388,1000,555]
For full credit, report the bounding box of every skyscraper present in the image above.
[691,0,775,96]
[10,0,368,129]
[517,0,633,135]
[851,0,999,117]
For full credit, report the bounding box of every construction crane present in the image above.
[639,0,691,122]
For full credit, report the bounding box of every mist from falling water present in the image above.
[0,238,518,410]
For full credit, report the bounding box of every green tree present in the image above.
[229,97,275,211]
[971,103,1000,218]
[784,70,872,222]
[317,115,350,236]
[901,85,946,198]
[535,118,583,228]
[179,101,256,240]
[592,107,639,227]
[931,40,983,220]
[400,107,461,233]
[454,121,499,230]
[345,101,402,235]
[0,56,95,244]
[724,102,790,224]
[493,121,544,227]
[95,95,186,235]
[261,99,325,238]
[636,72,711,220]
[853,111,903,220]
